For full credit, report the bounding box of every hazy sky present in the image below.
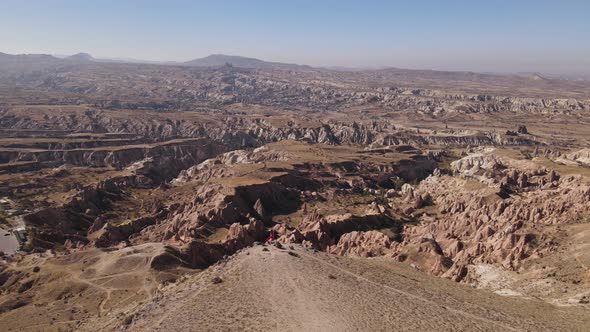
[1,0,589,74]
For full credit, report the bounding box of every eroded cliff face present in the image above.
[12,140,437,272]
[0,109,544,149]
[312,151,590,283]
[150,144,588,290]
[20,140,229,249]
[5,115,588,297]
[132,181,300,245]
[0,139,228,170]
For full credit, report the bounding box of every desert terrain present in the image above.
[0,53,589,331]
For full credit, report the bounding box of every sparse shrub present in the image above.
[53,243,66,253]
[390,176,406,190]
[123,314,135,326]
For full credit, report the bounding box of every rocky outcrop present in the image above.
[388,154,590,281]
[0,139,227,173]
[223,219,266,252]
[271,150,588,283]
[133,180,300,245]
[451,152,504,176]
[297,212,399,250]
[16,137,233,250]
[93,217,157,248]
[174,146,290,183]
[565,148,590,166]
[169,218,267,269]
[24,178,127,249]
[272,223,305,244]
[329,231,392,257]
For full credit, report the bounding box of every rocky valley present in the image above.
[0,53,590,331]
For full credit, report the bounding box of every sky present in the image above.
[1,0,589,75]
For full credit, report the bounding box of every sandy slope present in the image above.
[0,243,192,332]
[85,244,590,332]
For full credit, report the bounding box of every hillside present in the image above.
[86,245,590,332]
[184,54,313,70]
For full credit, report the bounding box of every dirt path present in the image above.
[299,251,523,332]
[574,255,589,270]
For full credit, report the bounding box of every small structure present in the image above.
[12,226,27,244]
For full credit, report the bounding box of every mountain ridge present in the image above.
[183,54,313,70]
[1,51,589,81]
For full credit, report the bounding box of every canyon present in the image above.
[0,54,589,331]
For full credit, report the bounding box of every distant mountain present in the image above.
[184,54,313,70]
[358,66,566,86]
[0,53,65,76]
[93,56,176,65]
[0,52,58,63]
[54,53,167,64]
[67,52,94,62]
[2,51,589,84]
[322,65,392,72]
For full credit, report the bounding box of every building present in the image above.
[12,226,27,244]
